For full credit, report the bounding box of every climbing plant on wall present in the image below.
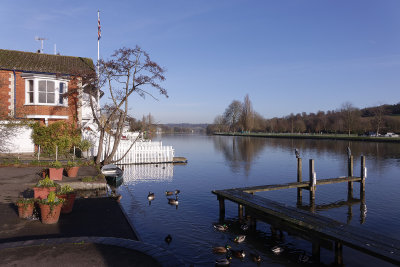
[31,121,81,156]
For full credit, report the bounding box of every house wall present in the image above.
[0,70,80,125]
[0,70,12,118]
[0,70,82,153]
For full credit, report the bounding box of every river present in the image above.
[117,134,400,266]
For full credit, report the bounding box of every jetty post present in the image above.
[297,157,302,205]
[360,155,367,224]
[348,155,354,198]
[218,195,225,222]
[309,159,316,212]
[238,204,244,220]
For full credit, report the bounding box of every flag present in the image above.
[98,12,101,40]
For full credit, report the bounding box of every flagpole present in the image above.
[97,10,100,104]
[97,10,100,76]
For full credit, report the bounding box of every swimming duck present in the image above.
[165,191,174,196]
[240,224,249,231]
[174,189,180,195]
[214,224,228,231]
[250,253,262,263]
[271,246,284,255]
[233,235,246,243]
[147,192,155,201]
[165,234,172,244]
[230,249,246,259]
[168,196,179,205]
[215,255,232,266]
[212,245,231,254]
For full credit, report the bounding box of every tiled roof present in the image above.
[0,49,95,75]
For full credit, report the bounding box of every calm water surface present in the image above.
[117,134,400,266]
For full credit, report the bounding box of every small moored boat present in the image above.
[101,164,124,187]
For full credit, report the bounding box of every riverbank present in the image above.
[0,166,185,266]
[214,132,400,143]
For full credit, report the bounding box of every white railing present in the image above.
[82,125,175,164]
[110,140,175,164]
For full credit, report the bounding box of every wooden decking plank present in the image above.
[233,177,362,193]
[212,189,400,264]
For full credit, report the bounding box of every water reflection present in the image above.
[213,136,269,174]
[121,163,174,185]
[213,136,400,173]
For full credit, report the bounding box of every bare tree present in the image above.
[241,94,254,132]
[341,102,359,136]
[372,105,385,135]
[88,46,167,165]
[223,100,243,132]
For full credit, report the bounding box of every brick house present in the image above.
[0,49,97,152]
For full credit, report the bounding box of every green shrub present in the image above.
[66,161,78,168]
[58,184,74,195]
[49,161,63,169]
[36,176,56,188]
[16,198,35,206]
[31,121,81,157]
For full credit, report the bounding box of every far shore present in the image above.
[213,132,400,143]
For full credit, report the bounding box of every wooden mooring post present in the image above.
[348,155,354,198]
[297,157,302,205]
[360,155,367,224]
[309,159,316,212]
[238,204,244,220]
[218,195,225,222]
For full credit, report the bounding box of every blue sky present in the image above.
[1,0,399,123]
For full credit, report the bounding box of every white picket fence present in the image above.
[103,140,175,164]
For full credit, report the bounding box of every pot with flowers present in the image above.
[49,161,63,181]
[38,191,65,224]
[65,161,79,178]
[16,198,35,219]
[33,176,57,200]
[57,184,76,214]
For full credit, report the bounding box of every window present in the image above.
[59,82,65,105]
[27,80,34,104]
[23,75,68,106]
[38,80,55,104]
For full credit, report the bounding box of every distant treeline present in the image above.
[127,114,207,134]
[207,95,400,135]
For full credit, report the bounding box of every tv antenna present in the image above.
[35,36,48,53]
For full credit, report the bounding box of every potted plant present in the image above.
[49,161,63,181]
[57,184,76,214]
[38,191,65,224]
[16,198,35,219]
[33,176,57,199]
[65,161,79,178]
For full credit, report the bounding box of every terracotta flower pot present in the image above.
[33,187,57,200]
[66,167,79,178]
[39,203,63,224]
[49,168,64,181]
[17,202,34,219]
[58,193,76,214]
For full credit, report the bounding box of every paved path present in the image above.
[0,166,186,266]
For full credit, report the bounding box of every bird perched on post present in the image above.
[347,146,351,159]
[295,148,300,159]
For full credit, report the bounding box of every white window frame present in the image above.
[22,74,69,107]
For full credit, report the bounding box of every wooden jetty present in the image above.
[212,156,400,265]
